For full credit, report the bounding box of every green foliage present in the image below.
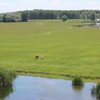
[21,11,28,22]
[0,16,2,22]
[72,77,83,86]
[89,12,96,23]
[80,12,88,22]
[2,14,21,22]
[0,86,13,99]
[0,68,16,87]
[0,9,100,20]
[91,83,100,98]
[96,83,100,98]
[61,15,68,21]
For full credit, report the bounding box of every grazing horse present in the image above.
[35,55,39,60]
[40,55,44,60]
[35,55,44,60]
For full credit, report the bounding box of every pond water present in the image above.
[0,76,98,100]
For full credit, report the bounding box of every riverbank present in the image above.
[15,70,100,83]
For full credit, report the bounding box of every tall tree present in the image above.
[61,15,68,21]
[2,14,6,22]
[21,11,28,22]
[80,12,87,22]
[89,12,96,23]
[2,14,15,22]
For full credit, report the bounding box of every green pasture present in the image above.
[0,20,100,81]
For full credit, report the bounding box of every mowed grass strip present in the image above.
[0,20,100,80]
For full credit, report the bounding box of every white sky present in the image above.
[0,0,100,13]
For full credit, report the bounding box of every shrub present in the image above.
[0,68,16,87]
[61,15,68,22]
[96,83,100,98]
[72,77,84,86]
[2,14,22,22]
[91,83,100,98]
[21,11,28,22]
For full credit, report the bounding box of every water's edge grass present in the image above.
[15,70,100,83]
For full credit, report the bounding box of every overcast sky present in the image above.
[0,0,100,13]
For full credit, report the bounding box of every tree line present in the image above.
[0,12,28,22]
[0,9,100,22]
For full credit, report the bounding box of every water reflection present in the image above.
[0,86,13,100]
[0,76,98,100]
[72,85,84,91]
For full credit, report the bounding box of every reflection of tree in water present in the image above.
[95,97,100,100]
[72,85,84,91]
[0,85,13,100]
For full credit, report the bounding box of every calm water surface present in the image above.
[0,76,97,100]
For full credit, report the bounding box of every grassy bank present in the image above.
[0,20,100,82]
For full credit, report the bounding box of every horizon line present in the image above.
[0,8,100,14]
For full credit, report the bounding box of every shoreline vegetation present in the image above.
[15,70,100,82]
[0,68,16,88]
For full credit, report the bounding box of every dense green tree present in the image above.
[96,14,100,19]
[61,15,68,21]
[1,10,100,22]
[2,14,15,22]
[0,15,2,22]
[80,12,87,22]
[21,11,28,22]
[89,12,96,23]
[2,14,21,22]
[2,14,7,22]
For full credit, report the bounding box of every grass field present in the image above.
[0,20,100,81]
